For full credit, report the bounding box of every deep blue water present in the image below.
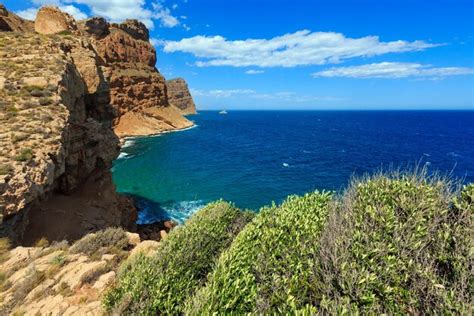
[112,111,474,223]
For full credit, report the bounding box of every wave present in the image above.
[137,199,206,225]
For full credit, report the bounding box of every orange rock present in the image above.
[34,6,77,35]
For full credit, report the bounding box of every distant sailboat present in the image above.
[219,110,228,115]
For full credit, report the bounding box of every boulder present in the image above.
[79,17,109,38]
[119,19,149,41]
[35,6,77,35]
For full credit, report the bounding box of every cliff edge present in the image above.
[166,78,197,115]
[0,5,196,245]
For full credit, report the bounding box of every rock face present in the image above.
[0,4,34,32]
[34,6,77,35]
[166,78,197,115]
[0,226,175,315]
[118,19,149,41]
[92,20,194,137]
[0,5,197,245]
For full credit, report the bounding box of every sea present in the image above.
[112,110,474,224]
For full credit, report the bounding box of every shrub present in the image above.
[312,172,473,314]
[34,237,49,248]
[50,254,66,266]
[69,227,128,258]
[103,201,254,315]
[0,238,11,263]
[39,97,52,106]
[0,164,12,175]
[186,191,333,314]
[14,148,33,162]
[12,268,45,302]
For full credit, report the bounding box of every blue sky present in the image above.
[5,0,474,110]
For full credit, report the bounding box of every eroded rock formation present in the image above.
[34,6,78,35]
[0,5,196,244]
[166,78,197,115]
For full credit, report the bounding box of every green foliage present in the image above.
[50,254,66,266]
[103,201,254,315]
[0,237,11,263]
[69,227,128,257]
[186,191,333,314]
[0,164,12,175]
[312,174,473,314]
[101,173,471,314]
[14,148,33,162]
[39,97,52,106]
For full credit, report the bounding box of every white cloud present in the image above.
[150,37,164,46]
[16,8,39,20]
[162,30,439,68]
[245,69,264,75]
[60,4,87,20]
[18,0,181,29]
[190,89,341,103]
[152,1,180,27]
[17,4,87,20]
[191,89,256,98]
[312,62,474,79]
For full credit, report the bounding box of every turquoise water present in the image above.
[112,111,474,223]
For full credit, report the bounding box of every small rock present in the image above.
[125,232,140,246]
[92,271,115,290]
[129,240,160,259]
[101,254,116,261]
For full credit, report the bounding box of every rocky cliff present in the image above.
[0,5,196,245]
[166,78,197,115]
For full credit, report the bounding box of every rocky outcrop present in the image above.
[92,20,194,137]
[166,78,197,115]
[0,5,195,244]
[0,4,34,32]
[0,226,175,315]
[34,6,77,35]
[77,17,109,39]
[0,29,136,244]
[117,19,149,41]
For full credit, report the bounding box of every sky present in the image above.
[5,0,474,110]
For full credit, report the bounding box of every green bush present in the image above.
[69,227,128,257]
[312,173,473,314]
[103,201,254,315]
[0,164,12,175]
[186,191,333,314]
[14,148,33,162]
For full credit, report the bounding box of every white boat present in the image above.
[219,110,228,115]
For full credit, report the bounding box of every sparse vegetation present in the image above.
[38,97,52,106]
[34,237,49,248]
[12,268,45,302]
[0,164,12,175]
[69,227,129,258]
[14,148,33,162]
[0,237,11,263]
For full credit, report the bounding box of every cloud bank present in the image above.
[17,0,181,29]
[312,62,474,79]
[162,30,439,67]
[190,89,340,103]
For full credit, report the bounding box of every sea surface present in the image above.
[112,111,474,223]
